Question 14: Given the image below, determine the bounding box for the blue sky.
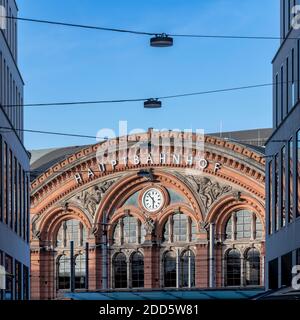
[17,0,279,150]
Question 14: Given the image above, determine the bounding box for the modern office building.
[29,128,269,300]
[0,0,30,300]
[265,0,300,289]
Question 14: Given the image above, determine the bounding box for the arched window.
[112,216,145,245]
[113,220,121,245]
[58,255,70,289]
[226,249,241,286]
[162,213,196,243]
[131,252,144,288]
[173,213,187,242]
[245,248,260,286]
[191,221,197,241]
[224,210,263,240]
[180,250,195,288]
[225,215,233,240]
[75,254,86,289]
[162,219,169,242]
[56,219,87,247]
[255,217,263,239]
[236,210,251,239]
[113,253,127,289]
[164,251,177,287]
[123,216,137,243]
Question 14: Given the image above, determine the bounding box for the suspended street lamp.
[144,98,162,109]
[150,33,173,47]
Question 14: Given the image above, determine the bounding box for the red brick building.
[29,129,269,299]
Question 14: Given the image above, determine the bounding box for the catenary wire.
[3,15,300,40]
[0,81,286,109]
[0,126,108,140]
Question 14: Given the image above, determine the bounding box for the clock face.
[142,188,164,212]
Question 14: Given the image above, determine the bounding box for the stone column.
[176,248,180,288]
[143,234,160,289]
[194,228,209,288]
[241,255,245,287]
[88,238,99,291]
[39,249,55,300]
[209,223,215,288]
[195,243,209,288]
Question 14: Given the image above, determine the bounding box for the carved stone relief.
[187,176,232,211]
[75,179,116,218]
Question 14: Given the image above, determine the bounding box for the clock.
[142,188,164,212]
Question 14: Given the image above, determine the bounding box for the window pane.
[164,251,176,287]
[226,249,241,286]
[123,216,137,244]
[113,253,127,289]
[131,252,144,288]
[180,250,195,288]
[245,249,260,286]
[173,213,187,242]
[297,130,300,217]
[236,210,252,240]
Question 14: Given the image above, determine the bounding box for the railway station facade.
[29,129,268,299]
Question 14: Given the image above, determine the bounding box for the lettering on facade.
[73,152,221,185]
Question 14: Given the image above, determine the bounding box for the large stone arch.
[206,194,265,237]
[94,169,203,229]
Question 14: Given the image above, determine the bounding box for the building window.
[131,252,144,288]
[297,130,300,218]
[225,210,260,240]
[56,219,87,248]
[281,65,284,121]
[225,215,233,240]
[75,254,86,289]
[173,213,187,242]
[112,216,145,245]
[162,219,169,242]
[245,248,260,286]
[298,39,300,101]
[58,255,70,290]
[289,138,294,222]
[274,154,280,231]
[286,57,289,114]
[191,221,197,241]
[15,261,22,300]
[5,255,13,300]
[292,48,295,107]
[269,160,273,235]
[180,250,195,288]
[113,221,121,245]
[281,251,293,286]
[23,266,29,300]
[162,212,196,243]
[255,217,263,239]
[123,216,137,244]
[282,146,286,227]
[297,248,300,265]
[163,251,177,288]
[275,73,279,127]
[226,249,241,287]
[113,253,127,289]
[236,210,252,239]
[269,258,279,290]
